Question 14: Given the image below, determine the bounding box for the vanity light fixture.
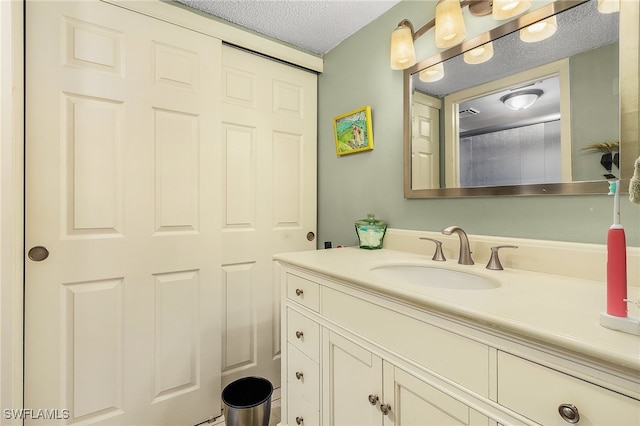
[435,0,467,48]
[390,20,417,70]
[519,16,557,43]
[597,0,619,14]
[390,0,531,71]
[463,41,494,64]
[492,0,532,20]
[419,62,445,82]
[500,89,543,111]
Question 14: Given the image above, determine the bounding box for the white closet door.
[25,1,222,424]
[220,45,317,388]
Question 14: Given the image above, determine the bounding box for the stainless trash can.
[222,376,273,426]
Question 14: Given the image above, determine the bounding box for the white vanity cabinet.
[323,331,490,425]
[278,259,640,426]
[497,352,640,425]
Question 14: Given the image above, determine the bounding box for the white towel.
[630,156,640,205]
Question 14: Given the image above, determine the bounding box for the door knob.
[28,246,49,262]
[306,232,315,241]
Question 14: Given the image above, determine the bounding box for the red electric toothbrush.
[606,180,627,317]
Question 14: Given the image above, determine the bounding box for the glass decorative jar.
[354,214,387,250]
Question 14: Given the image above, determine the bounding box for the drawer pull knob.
[296,416,304,425]
[558,403,580,424]
[380,403,392,415]
[295,288,304,296]
[295,371,304,380]
[368,394,379,405]
[295,330,304,339]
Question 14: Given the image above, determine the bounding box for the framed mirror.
[403,0,639,198]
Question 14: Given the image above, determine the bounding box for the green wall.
[317,0,640,248]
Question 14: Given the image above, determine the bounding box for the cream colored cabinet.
[385,365,491,426]
[497,352,640,425]
[323,332,383,425]
[279,263,640,426]
[322,330,490,426]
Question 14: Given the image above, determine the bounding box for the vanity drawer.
[287,308,320,362]
[497,351,640,425]
[287,273,320,312]
[287,389,320,426]
[322,287,490,396]
[287,343,320,409]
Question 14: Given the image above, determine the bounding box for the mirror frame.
[403,0,639,198]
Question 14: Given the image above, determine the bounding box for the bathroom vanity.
[276,243,640,425]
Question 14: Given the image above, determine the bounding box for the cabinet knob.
[295,416,304,425]
[295,371,304,380]
[558,403,580,424]
[295,330,304,339]
[380,403,392,415]
[368,394,379,405]
[295,288,304,296]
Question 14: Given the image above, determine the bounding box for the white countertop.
[274,247,640,375]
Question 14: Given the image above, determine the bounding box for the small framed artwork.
[333,106,374,156]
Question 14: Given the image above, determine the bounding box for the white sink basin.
[370,264,500,290]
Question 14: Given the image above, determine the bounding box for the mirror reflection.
[407,0,621,194]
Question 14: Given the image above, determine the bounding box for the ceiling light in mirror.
[419,62,445,82]
[500,89,543,111]
[390,21,416,70]
[597,0,619,14]
[492,0,532,20]
[520,16,558,42]
[463,42,494,64]
[435,0,467,48]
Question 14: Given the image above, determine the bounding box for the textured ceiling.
[174,0,402,55]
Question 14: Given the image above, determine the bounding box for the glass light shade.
[463,42,494,64]
[435,0,467,49]
[500,90,542,110]
[390,24,416,70]
[519,16,557,43]
[419,62,445,82]
[597,0,619,14]
[492,0,532,20]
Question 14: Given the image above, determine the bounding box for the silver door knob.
[28,246,49,262]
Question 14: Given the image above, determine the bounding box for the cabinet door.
[323,332,383,426]
[384,364,490,426]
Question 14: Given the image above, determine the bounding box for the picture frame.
[333,105,374,156]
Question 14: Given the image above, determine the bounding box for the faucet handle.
[419,238,446,261]
[486,245,518,270]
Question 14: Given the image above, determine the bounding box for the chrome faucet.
[441,226,474,265]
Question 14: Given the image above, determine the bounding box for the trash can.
[222,376,273,426]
